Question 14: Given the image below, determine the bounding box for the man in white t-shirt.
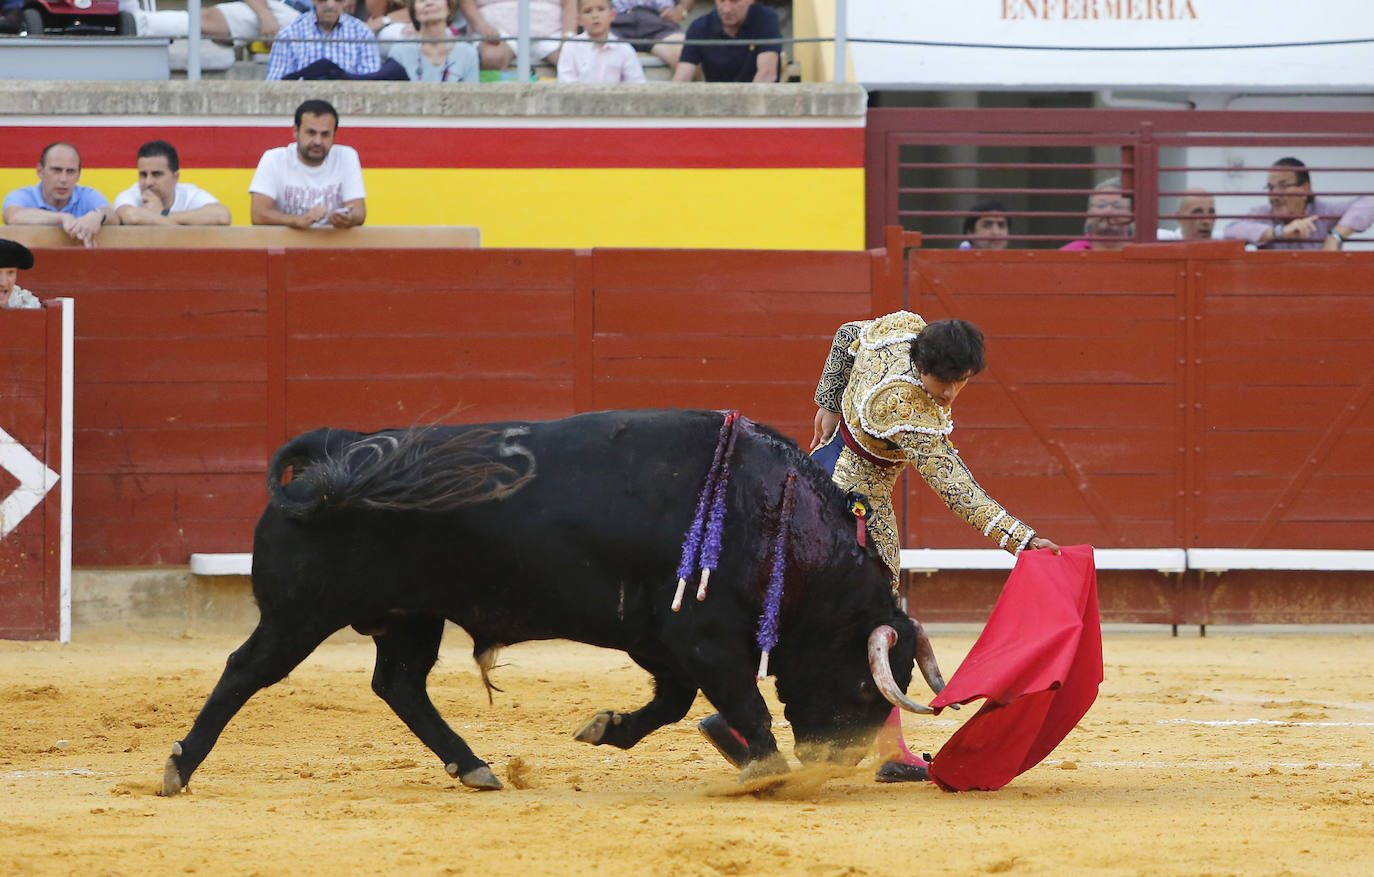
[114,141,232,227]
[250,99,367,229]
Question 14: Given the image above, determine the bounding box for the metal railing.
[866,108,1374,250]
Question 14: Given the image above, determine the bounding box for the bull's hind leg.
[163,619,336,796]
[574,654,696,750]
[370,613,501,791]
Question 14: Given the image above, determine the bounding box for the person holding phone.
[250,98,367,229]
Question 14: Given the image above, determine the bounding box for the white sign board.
[849,1,1374,90]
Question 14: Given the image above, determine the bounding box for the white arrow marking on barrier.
[0,427,60,539]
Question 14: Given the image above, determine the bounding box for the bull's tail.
[265,425,537,521]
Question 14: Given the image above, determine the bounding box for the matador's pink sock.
[875,706,928,766]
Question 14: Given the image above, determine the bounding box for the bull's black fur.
[163,409,920,793]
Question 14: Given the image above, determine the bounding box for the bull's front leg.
[574,658,696,749]
[696,674,789,781]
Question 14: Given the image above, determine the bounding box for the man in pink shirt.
[1223,156,1374,250]
[1060,178,1133,251]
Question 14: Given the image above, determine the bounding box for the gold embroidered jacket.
[814,311,1035,582]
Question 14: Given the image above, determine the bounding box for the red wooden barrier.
[0,301,68,640]
[899,242,1374,554]
[15,243,1374,625]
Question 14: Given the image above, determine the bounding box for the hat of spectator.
[0,239,35,270]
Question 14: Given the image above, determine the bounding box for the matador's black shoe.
[874,755,932,783]
[698,713,750,768]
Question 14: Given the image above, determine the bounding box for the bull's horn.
[912,619,947,696]
[867,625,934,715]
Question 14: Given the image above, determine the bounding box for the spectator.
[265,0,381,80]
[672,0,779,83]
[0,239,39,310]
[363,0,416,58]
[1060,178,1132,251]
[959,198,1010,250]
[1223,156,1374,251]
[388,0,479,81]
[457,0,577,71]
[250,99,367,229]
[557,0,646,83]
[113,141,232,227]
[2,143,118,248]
[608,0,689,72]
[1175,189,1216,241]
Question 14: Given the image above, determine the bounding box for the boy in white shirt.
[557,0,646,83]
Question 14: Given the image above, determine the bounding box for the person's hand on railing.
[1275,215,1318,242]
[660,1,691,25]
[256,10,281,40]
[474,19,501,43]
[294,206,329,229]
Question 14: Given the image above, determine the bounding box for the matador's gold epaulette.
[858,378,953,440]
[857,311,926,350]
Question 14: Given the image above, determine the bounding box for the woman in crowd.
[389,0,480,81]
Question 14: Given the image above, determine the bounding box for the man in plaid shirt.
[265,0,381,80]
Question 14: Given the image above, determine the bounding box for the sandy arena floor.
[1,624,1371,876]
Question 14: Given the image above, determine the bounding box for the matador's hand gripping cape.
[812,311,1036,586]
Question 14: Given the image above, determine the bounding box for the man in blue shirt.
[264,0,380,80]
[672,0,779,82]
[2,143,118,248]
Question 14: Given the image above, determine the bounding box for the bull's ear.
[843,490,873,521]
[842,491,885,561]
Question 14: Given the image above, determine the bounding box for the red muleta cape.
[927,544,1102,792]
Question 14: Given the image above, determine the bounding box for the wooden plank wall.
[901,245,1374,557]
[588,249,873,440]
[14,243,1374,574]
[1198,257,1374,549]
[905,248,1184,552]
[0,304,62,638]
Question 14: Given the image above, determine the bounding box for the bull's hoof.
[736,753,789,783]
[573,710,620,745]
[698,714,749,769]
[161,742,185,797]
[449,762,503,791]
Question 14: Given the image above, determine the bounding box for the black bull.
[163,409,943,795]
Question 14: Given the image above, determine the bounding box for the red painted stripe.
[3,125,862,169]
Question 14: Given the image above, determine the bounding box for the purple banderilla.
[756,470,797,679]
[672,410,741,611]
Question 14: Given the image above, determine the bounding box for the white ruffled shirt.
[4,284,40,309]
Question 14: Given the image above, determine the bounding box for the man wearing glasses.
[265,0,381,80]
[1224,156,1374,251]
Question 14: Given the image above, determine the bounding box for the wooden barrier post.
[0,299,72,641]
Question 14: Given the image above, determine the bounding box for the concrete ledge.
[73,567,258,636]
[0,38,170,81]
[0,80,866,120]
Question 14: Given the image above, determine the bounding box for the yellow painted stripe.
[2,167,864,250]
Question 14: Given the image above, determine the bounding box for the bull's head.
[772,593,945,765]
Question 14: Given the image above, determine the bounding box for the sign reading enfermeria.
[1001,0,1198,19]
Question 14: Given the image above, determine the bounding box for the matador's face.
[918,372,970,409]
